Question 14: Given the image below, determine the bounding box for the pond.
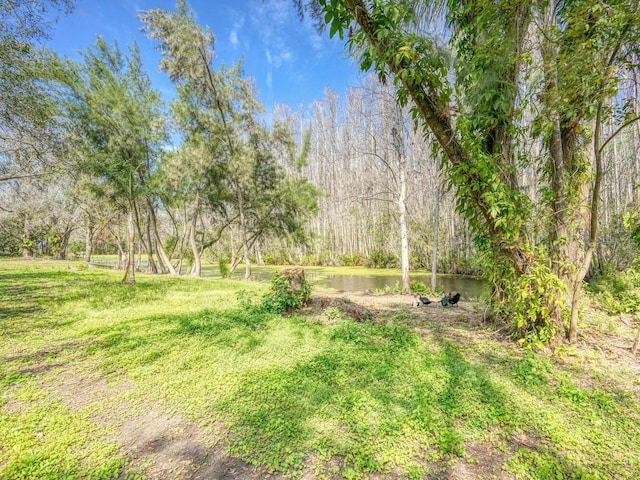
[90,260,488,300]
[202,266,488,300]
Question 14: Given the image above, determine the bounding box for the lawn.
[1,258,639,479]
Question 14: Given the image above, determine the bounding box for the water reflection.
[204,266,487,300]
[308,273,487,300]
[91,260,488,300]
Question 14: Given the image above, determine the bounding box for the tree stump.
[280,267,306,294]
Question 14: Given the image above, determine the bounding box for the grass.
[1,258,639,479]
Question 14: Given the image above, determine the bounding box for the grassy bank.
[1,258,639,479]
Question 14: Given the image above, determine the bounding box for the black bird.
[440,292,461,307]
[419,296,432,305]
[448,292,461,306]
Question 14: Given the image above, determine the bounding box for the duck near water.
[412,295,433,307]
[440,292,461,307]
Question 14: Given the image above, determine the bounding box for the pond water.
[91,260,488,300]
[200,266,488,300]
[314,273,487,300]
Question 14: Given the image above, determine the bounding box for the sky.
[45,0,361,112]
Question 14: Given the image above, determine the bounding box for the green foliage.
[317,0,640,347]
[140,2,320,267]
[597,212,640,271]
[367,250,397,269]
[623,211,640,249]
[261,272,312,314]
[588,263,640,314]
[218,258,231,278]
[74,262,88,271]
[0,379,125,480]
[341,253,364,266]
[488,249,566,347]
[512,353,552,387]
[409,279,428,294]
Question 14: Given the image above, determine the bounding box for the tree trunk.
[132,200,156,274]
[115,233,125,270]
[189,193,202,277]
[237,189,251,280]
[22,217,30,258]
[148,198,177,275]
[84,225,93,263]
[145,214,158,274]
[398,142,410,293]
[54,227,73,260]
[431,183,441,293]
[122,206,136,285]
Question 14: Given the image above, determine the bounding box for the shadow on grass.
[11,283,635,480]
[0,269,219,337]
[207,321,520,477]
[79,305,275,372]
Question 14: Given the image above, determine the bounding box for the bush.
[588,263,640,314]
[261,271,311,314]
[219,258,231,278]
[409,280,428,294]
[341,253,363,266]
[367,250,397,269]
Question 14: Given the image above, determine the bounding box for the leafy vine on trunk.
[308,0,640,344]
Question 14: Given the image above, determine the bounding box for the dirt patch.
[50,367,284,480]
[448,441,512,480]
[307,291,487,329]
[306,296,377,323]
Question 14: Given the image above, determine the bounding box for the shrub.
[367,250,397,268]
[261,271,311,314]
[409,280,428,294]
[588,263,640,314]
[219,258,231,278]
[341,253,363,266]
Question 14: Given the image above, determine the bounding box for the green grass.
[1,258,639,479]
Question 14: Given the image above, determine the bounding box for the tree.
[62,37,166,284]
[305,0,640,344]
[141,0,319,279]
[226,121,320,278]
[140,0,249,277]
[0,0,73,182]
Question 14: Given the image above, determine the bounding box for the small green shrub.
[219,258,231,279]
[409,280,428,294]
[74,262,89,271]
[261,272,311,314]
[588,263,640,314]
[366,250,397,269]
[341,254,363,266]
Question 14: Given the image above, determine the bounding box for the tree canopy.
[301,0,640,344]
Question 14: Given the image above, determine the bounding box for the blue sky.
[46,0,361,111]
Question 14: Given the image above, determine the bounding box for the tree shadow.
[208,320,513,476]
[78,305,276,372]
[0,270,166,337]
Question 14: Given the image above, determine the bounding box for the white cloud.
[228,15,245,50]
[247,0,301,68]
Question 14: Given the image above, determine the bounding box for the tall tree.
[0,0,73,182]
[62,37,165,284]
[141,0,319,279]
[306,0,640,344]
